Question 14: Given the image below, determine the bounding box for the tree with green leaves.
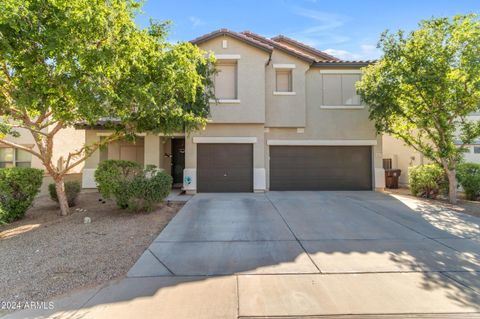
[357,14,480,204]
[0,0,215,215]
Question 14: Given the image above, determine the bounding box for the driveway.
[6,192,480,318]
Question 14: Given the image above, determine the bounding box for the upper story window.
[273,64,296,96]
[321,71,362,109]
[276,70,293,92]
[0,147,32,168]
[214,60,238,100]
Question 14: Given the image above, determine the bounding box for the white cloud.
[323,49,362,61]
[188,16,205,28]
[289,8,350,46]
[324,44,381,61]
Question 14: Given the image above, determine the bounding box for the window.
[322,73,362,107]
[0,147,32,168]
[275,69,292,92]
[99,136,108,162]
[474,146,480,154]
[214,60,237,100]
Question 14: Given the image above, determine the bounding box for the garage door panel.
[270,146,372,191]
[197,143,253,193]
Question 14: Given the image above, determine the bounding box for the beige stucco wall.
[304,68,375,139]
[197,36,269,124]
[382,135,425,186]
[2,126,85,195]
[265,51,309,127]
[185,124,265,168]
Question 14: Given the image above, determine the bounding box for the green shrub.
[48,181,81,207]
[94,160,171,211]
[125,170,172,212]
[409,164,447,199]
[0,167,43,223]
[94,160,143,208]
[457,163,480,201]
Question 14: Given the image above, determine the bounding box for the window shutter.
[276,70,292,92]
[322,74,342,106]
[215,62,237,99]
[342,74,361,105]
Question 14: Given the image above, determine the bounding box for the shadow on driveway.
[5,191,480,318]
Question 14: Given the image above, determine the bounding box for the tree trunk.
[55,177,70,216]
[445,169,458,205]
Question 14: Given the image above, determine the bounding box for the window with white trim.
[214,60,237,100]
[474,146,480,154]
[275,69,293,92]
[0,147,32,168]
[322,74,361,106]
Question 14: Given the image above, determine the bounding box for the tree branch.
[0,138,43,158]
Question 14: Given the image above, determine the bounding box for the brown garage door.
[197,143,253,192]
[270,146,372,191]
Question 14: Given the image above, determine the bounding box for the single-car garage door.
[270,146,372,191]
[197,143,253,192]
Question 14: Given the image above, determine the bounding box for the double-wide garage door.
[270,146,372,191]
[197,143,253,192]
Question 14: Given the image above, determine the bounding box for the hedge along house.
[80,29,385,193]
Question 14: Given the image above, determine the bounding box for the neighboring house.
[1,126,85,195]
[80,29,385,193]
[383,113,480,186]
[382,135,426,186]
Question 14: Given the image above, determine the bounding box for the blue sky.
[136,0,479,60]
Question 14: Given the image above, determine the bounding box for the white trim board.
[273,91,296,96]
[267,139,377,146]
[215,54,241,60]
[273,64,296,69]
[320,105,364,109]
[320,69,363,74]
[193,137,257,144]
[209,99,241,104]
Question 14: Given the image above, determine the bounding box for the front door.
[171,138,185,187]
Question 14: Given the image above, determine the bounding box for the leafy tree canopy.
[0,0,215,215]
[357,14,480,203]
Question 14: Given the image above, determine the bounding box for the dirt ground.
[385,187,480,218]
[0,191,183,305]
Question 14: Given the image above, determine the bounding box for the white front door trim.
[267,139,377,146]
[193,137,257,144]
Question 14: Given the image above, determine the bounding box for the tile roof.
[313,60,376,67]
[271,35,340,62]
[241,31,317,62]
[190,28,273,53]
[190,29,376,66]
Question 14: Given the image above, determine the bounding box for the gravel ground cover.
[0,190,182,306]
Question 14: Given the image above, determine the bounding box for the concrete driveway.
[7,192,480,319]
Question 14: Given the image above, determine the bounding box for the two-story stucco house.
[81,29,385,193]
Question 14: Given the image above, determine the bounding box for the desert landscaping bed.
[0,190,183,306]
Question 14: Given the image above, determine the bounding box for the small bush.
[457,163,480,201]
[94,160,143,208]
[0,167,43,223]
[125,170,173,212]
[94,160,171,211]
[48,181,81,207]
[409,164,447,199]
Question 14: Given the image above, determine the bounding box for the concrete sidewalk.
[4,192,480,318]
